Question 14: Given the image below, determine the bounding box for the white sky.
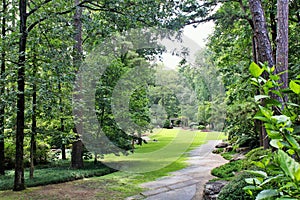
[161,21,215,69]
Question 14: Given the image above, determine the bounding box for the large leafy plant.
[243,62,300,199]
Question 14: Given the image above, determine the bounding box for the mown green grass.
[0,129,226,199]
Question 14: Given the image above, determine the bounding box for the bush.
[235,135,259,148]
[217,172,255,200]
[211,160,244,179]
[163,119,172,129]
[245,147,270,161]
[197,125,206,130]
[221,151,235,160]
[5,138,51,169]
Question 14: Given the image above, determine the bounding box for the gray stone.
[202,180,228,200]
[141,187,170,196]
[168,179,199,190]
[125,195,144,200]
[235,147,250,153]
[230,153,246,161]
[145,185,196,200]
[225,145,233,152]
[215,142,229,148]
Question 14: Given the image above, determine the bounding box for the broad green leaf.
[259,105,273,119]
[285,134,300,150]
[252,161,266,169]
[246,170,268,178]
[271,115,291,126]
[243,185,262,191]
[253,115,269,122]
[250,62,264,78]
[295,168,300,182]
[254,95,270,102]
[270,66,275,73]
[270,139,281,149]
[289,80,300,94]
[245,178,262,185]
[286,102,300,107]
[287,149,295,156]
[271,90,283,98]
[266,130,281,139]
[277,150,300,181]
[270,74,279,81]
[256,189,278,200]
[260,174,284,186]
[264,123,276,130]
[276,197,298,200]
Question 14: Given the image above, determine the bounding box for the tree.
[275,0,289,95]
[71,0,84,169]
[0,0,7,176]
[14,0,27,191]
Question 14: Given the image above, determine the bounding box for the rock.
[203,180,228,200]
[236,147,250,153]
[225,145,233,152]
[212,148,223,154]
[215,142,229,148]
[230,153,246,161]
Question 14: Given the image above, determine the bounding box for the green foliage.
[198,125,206,130]
[244,64,300,199]
[0,161,114,190]
[211,160,244,179]
[221,151,236,160]
[178,49,226,130]
[245,147,271,162]
[163,119,172,129]
[4,138,51,169]
[218,172,255,200]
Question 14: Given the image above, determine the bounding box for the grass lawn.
[0,129,226,199]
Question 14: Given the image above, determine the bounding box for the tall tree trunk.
[276,0,289,102]
[30,56,37,179]
[71,139,83,168]
[269,0,277,58]
[58,81,66,160]
[249,0,275,68]
[249,0,275,149]
[71,0,84,169]
[0,0,7,176]
[14,0,27,191]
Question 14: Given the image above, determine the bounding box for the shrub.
[197,125,206,130]
[221,151,235,160]
[163,119,172,129]
[211,160,244,179]
[245,147,270,161]
[217,172,255,200]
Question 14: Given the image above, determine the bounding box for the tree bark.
[0,0,7,176]
[249,0,275,68]
[14,0,27,191]
[249,0,275,149]
[71,139,83,168]
[276,0,289,101]
[58,81,66,160]
[71,0,84,169]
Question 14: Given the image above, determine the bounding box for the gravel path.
[127,140,228,200]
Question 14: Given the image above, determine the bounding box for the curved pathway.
[127,140,228,200]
